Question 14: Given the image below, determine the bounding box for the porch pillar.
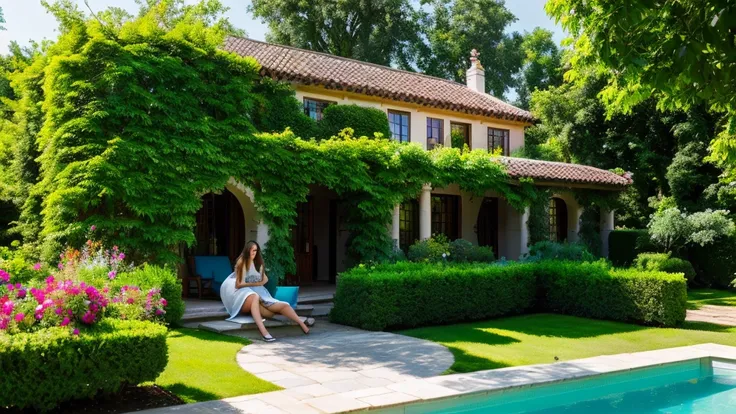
[568,205,583,243]
[505,205,530,260]
[600,208,614,258]
[256,221,270,248]
[391,204,401,250]
[419,184,432,240]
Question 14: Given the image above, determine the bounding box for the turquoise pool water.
[414,359,736,414]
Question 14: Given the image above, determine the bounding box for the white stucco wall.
[294,87,527,152]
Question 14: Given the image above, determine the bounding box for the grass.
[401,313,736,374]
[687,288,736,310]
[153,328,280,403]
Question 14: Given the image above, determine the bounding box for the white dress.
[220,262,286,320]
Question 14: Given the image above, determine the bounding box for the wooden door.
[477,197,499,256]
[288,197,314,285]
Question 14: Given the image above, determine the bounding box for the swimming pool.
[392,358,736,414]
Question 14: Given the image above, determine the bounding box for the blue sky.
[0,0,566,55]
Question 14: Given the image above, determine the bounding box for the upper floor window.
[488,127,509,155]
[451,122,471,149]
[303,98,334,121]
[388,110,410,142]
[427,117,444,150]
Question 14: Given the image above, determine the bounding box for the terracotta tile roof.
[499,157,632,187]
[224,37,535,123]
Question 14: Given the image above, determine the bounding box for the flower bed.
[330,260,687,330]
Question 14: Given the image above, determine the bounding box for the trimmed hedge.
[330,262,537,331]
[535,261,687,327]
[634,252,696,285]
[318,104,392,139]
[330,260,687,330]
[527,241,594,261]
[608,229,652,267]
[0,319,168,411]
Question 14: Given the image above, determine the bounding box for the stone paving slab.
[138,343,736,414]
[687,305,736,326]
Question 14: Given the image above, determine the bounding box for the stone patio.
[140,343,736,414]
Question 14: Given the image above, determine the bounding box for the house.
[186,37,631,286]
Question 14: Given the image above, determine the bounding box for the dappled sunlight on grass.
[153,328,280,403]
[687,289,736,310]
[402,314,736,374]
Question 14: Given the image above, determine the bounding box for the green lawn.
[154,329,280,403]
[687,289,736,310]
[402,314,736,374]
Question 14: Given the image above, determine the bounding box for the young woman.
[220,240,314,341]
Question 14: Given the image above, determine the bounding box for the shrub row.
[330,260,687,331]
[634,253,696,285]
[407,236,495,263]
[330,262,536,331]
[0,319,168,412]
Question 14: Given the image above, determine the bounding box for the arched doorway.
[549,197,568,242]
[192,189,246,263]
[476,197,499,256]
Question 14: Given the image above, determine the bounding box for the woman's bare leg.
[266,302,310,333]
[240,295,271,338]
[259,305,276,319]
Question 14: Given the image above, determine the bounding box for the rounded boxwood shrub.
[0,319,168,412]
[634,252,696,285]
[318,104,392,139]
[449,239,495,263]
[407,235,451,263]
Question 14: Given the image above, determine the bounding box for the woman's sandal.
[301,318,315,335]
[262,334,276,342]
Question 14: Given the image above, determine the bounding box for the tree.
[249,0,419,67]
[546,0,736,177]
[514,28,563,109]
[413,0,524,98]
[0,6,5,30]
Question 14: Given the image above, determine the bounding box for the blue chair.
[193,256,233,297]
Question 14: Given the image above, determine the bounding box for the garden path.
[687,305,736,326]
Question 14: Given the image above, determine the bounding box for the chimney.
[466,49,485,94]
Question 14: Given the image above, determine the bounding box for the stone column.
[568,205,583,243]
[256,221,270,248]
[391,204,401,250]
[419,184,432,240]
[600,208,615,258]
[505,205,530,260]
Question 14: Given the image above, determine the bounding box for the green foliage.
[449,239,495,263]
[633,252,696,285]
[545,0,736,179]
[526,189,551,244]
[249,0,420,66]
[0,244,39,284]
[577,206,602,256]
[406,235,495,264]
[317,105,392,139]
[515,28,563,110]
[527,241,594,262]
[608,229,652,267]
[667,142,720,212]
[648,208,735,252]
[250,78,316,138]
[535,261,687,327]
[0,319,168,412]
[414,0,523,98]
[331,260,688,330]
[690,234,736,288]
[330,261,537,331]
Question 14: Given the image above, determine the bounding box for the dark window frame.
[487,127,510,155]
[431,194,460,240]
[451,122,472,149]
[399,199,420,252]
[426,117,444,150]
[303,97,335,121]
[549,197,568,242]
[388,110,411,143]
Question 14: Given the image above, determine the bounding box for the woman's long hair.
[235,240,264,282]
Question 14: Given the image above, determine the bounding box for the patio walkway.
[687,305,736,326]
